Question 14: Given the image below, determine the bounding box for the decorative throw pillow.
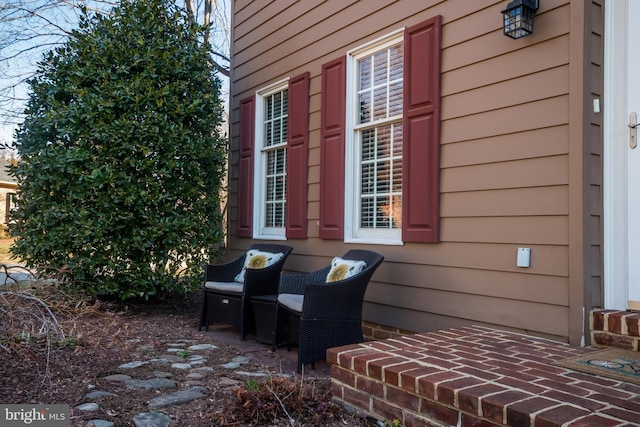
[325,257,367,283]
[234,250,284,283]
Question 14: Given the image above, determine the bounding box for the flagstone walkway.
[72,325,331,427]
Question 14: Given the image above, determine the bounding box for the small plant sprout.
[177,349,191,359]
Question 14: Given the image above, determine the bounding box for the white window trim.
[345,29,404,245]
[253,78,289,240]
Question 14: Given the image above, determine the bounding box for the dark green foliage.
[9,0,227,300]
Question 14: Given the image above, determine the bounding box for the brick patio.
[328,325,640,427]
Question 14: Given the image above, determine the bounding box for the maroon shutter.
[319,57,346,239]
[402,15,442,243]
[237,96,255,238]
[286,72,310,239]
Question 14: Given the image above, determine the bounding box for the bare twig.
[266,383,296,427]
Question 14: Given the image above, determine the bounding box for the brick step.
[328,326,640,426]
[591,309,640,351]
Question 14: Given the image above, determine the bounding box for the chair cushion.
[278,293,303,313]
[204,281,244,294]
[234,250,285,283]
[325,257,367,283]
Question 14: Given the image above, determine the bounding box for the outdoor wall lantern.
[501,0,539,39]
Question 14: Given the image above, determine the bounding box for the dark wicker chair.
[277,249,384,372]
[199,243,293,340]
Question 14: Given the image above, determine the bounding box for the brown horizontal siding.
[280,242,570,300]
[443,35,569,95]
[362,303,569,341]
[443,186,568,217]
[442,4,569,73]
[443,217,568,245]
[442,97,569,143]
[365,286,569,337]
[228,0,586,342]
[442,127,568,167]
[370,267,569,305]
[442,66,569,120]
[363,242,568,276]
[442,156,569,192]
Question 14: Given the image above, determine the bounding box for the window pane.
[389,81,403,116]
[377,125,391,158]
[361,197,374,228]
[282,110,288,140]
[266,97,273,121]
[273,92,282,117]
[376,196,392,228]
[393,159,403,192]
[373,50,387,86]
[265,122,272,147]
[380,195,402,228]
[393,123,403,154]
[389,44,403,80]
[273,120,282,145]
[359,92,371,124]
[373,86,387,119]
[361,162,375,195]
[362,129,376,161]
[359,56,372,90]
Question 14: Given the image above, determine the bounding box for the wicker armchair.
[199,243,293,340]
[277,249,384,372]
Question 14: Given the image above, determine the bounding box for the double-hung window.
[320,17,441,244]
[346,31,404,244]
[236,73,309,240]
[254,82,288,239]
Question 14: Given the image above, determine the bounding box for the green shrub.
[9,0,226,300]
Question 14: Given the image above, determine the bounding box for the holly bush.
[9,0,227,300]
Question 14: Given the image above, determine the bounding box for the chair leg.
[199,292,208,331]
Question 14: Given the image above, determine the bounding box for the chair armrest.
[279,267,331,295]
[204,256,245,283]
[278,273,308,295]
[302,277,369,321]
[243,256,290,297]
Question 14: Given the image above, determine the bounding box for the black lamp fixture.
[501,0,539,39]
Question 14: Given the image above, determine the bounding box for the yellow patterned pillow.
[325,257,366,283]
[234,250,284,283]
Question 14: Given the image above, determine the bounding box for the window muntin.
[347,35,404,243]
[255,83,288,238]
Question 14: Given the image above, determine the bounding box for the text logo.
[0,405,69,426]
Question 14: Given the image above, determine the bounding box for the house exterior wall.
[228,0,604,345]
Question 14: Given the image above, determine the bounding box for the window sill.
[344,237,404,246]
[253,234,287,241]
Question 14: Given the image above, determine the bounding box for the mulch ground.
[0,285,378,426]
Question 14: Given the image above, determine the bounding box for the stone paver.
[75,402,99,412]
[87,420,115,427]
[147,386,207,408]
[124,378,176,390]
[78,338,266,426]
[132,412,172,427]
